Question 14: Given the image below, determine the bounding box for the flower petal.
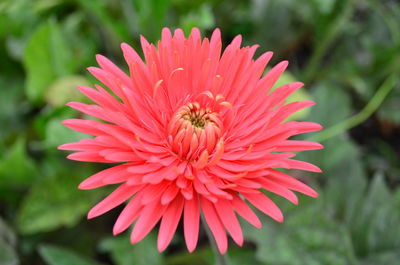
[130,201,167,244]
[157,195,184,251]
[201,196,228,254]
[243,192,284,222]
[184,195,200,252]
[88,184,141,219]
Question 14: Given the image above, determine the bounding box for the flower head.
[59,28,323,253]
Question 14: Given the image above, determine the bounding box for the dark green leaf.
[39,244,100,265]
[0,138,38,189]
[0,241,19,265]
[307,82,352,128]
[99,233,163,265]
[17,172,98,234]
[44,115,87,149]
[0,78,26,147]
[244,200,356,265]
[0,218,18,265]
[24,20,75,104]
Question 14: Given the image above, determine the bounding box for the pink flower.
[59,28,323,254]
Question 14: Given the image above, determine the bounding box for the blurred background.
[0,0,399,264]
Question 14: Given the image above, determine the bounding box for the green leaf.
[99,233,163,265]
[44,114,87,149]
[0,77,25,147]
[361,251,400,265]
[75,0,128,46]
[322,138,368,223]
[180,4,215,34]
[307,82,352,128]
[45,75,90,107]
[0,138,38,189]
[245,200,355,265]
[0,241,18,265]
[229,247,264,265]
[164,247,213,265]
[0,218,16,246]
[245,137,366,265]
[0,218,18,265]
[311,0,336,14]
[24,20,75,104]
[132,0,171,41]
[351,172,400,258]
[31,0,64,13]
[39,244,100,265]
[17,172,98,234]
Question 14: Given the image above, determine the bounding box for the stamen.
[168,102,223,162]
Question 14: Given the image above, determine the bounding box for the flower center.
[168,102,223,160]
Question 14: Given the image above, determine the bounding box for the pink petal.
[62,119,104,136]
[130,201,167,244]
[284,121,323,134]
[113,193,143,235]
[58,139,100,151]
[231,194,261,228]
[88,183,141,219]
[79,164,130,190]
[257,60,288,94]
[140,183,168,204]
[96,54,131,88]
[281,159,322,173]
[161,184,180,205]
[201,196,228,254]
[266,169,318,198]
[184,195,200,252]
[270,100,316,125]
[102,151,138,162]
[67,151,110,163]
[77,85,120,111]
[274,140,324,151]
[266,82,304,108]
[157,195,184,251]
[259,178,298,204]
[215,199,244,246]
[243,192,284,222]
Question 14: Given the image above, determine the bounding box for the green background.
[1,0,399,264]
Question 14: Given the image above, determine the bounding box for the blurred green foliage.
[0,0,399,264]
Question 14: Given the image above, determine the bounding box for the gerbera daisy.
[59,28,323,254]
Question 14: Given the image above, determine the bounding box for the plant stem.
[201,215,230,265]
[309,73,398,143]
